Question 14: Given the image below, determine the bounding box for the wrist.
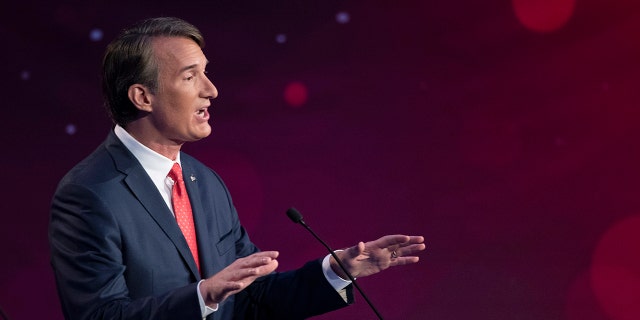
[329,251,350,279]
[199,279,218,306]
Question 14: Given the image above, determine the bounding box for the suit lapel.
[105,132,201,279]
[180,159,216,278]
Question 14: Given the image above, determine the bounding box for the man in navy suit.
[49,17,425,320]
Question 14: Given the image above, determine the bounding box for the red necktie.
[168,163,200,272]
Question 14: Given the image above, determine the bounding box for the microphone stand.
[287,208,384,320]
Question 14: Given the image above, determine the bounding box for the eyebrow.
[178,60,210,74]
[178,64,198,74]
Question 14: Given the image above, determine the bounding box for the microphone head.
[286,207,304,224]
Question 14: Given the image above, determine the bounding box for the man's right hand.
[199,251,280,307]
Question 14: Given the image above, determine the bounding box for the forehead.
[151,36,206,71]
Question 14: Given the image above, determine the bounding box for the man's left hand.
[330,235,426,279]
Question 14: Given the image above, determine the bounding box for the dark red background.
[1,0,639,319]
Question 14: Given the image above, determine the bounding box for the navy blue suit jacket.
[49,131,352,320]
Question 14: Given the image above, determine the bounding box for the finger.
[249,250,280,259]
[390,256,420,266]
[392,236,425,249]
[398,242,426,252]
[252,259,279,276]
[395,243,426,257]
[357,241,366,254]
[406,235,425,244]
[239,251,280,267]
[395,235,425,245]
[231,259,279,283]
[376,234,412,248]
[342,241,365,259]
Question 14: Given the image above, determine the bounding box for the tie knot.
[168,163,183,182]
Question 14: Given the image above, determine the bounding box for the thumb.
[345,241,365,258]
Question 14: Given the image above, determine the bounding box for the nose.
[203,75,218,100]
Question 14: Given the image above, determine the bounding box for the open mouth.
[195,107,209,120]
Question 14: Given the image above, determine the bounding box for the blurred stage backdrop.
[1,0,640,319]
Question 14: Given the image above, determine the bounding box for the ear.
[128,84,154,112]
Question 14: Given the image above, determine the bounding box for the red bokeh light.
[565,271,611,320]
[284,81,308,108]
[591,215,640,320]
[512,0,576,33]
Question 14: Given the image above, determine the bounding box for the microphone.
[286,207,384,320]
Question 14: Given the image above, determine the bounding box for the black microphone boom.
[285,207,384,320]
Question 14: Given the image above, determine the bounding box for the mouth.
[195,107,210,120]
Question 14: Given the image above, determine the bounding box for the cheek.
[155,89,196,124]
[165,95,191,119]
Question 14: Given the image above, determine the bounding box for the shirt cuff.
[322,253,352,291]
[197,280,218,318]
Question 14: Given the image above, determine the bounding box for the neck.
[122,122,183,161]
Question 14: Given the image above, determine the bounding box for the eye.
[185,75,194,81]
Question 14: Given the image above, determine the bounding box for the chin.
[194,129,212,140]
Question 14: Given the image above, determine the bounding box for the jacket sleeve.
[232,259,354,320]
[49,182,202,320]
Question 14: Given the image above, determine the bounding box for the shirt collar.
[114,124,180,180]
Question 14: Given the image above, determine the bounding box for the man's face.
[147,36,218,145]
